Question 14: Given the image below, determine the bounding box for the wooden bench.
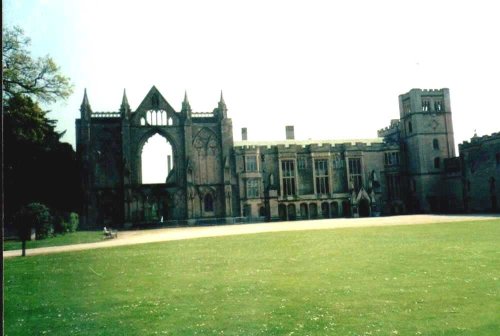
[103,228,118,239]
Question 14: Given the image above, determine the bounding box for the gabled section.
[132,86,180,126]
[135,86,176,114]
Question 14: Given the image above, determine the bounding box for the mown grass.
[4,219,500,335]
[3,231,103,251]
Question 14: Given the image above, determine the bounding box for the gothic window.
[433,139,439,150]
[408,121,413,133]
[434,157,440,169]
[204,193,214,212]
[281,160,296,196]
[141,110,169,126]
[245,156,257,172]
[496,153,500,167]
[192,129,220,184]
[314,159,329,194]
[348,158,362,192]
[246,179,260,198]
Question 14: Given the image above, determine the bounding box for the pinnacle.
[121,89,130,107]
[80,88,92,112]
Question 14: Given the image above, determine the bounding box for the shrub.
[15,203,53,240]
[53,212,79,234]
[66,212,79,232]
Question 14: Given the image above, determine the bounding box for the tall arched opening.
[141,133,174,184]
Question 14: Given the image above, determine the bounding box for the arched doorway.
[321,202,330,218]
[309,203,318,219]
[300,203,308,219]
[278,204,287,221]
[203,193,214,216]
[342,201,351,218]
[359,198,370,217]
[287,204,296,220]
[330,202,339,217]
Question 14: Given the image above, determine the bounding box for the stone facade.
[76,87,238,228]
[75,87,499,228]
[460,133,500,212]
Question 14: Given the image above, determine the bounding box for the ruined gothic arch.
[76,86,236,227]
[136,129,179,184]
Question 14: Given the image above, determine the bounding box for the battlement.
[404,88,449,95]
[459,132,500,149]
[377,119,400,137]
[234,138,386,152]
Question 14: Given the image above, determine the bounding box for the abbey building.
[75,87,499,228]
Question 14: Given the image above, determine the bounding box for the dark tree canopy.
[2,26,73,104]
[3,26,80,232]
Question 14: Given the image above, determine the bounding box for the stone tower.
[399,88,455,212]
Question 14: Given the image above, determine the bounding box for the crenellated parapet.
[234,138,388,154]
[377,119,400,138]
[459,132,500,150]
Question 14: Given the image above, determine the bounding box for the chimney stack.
[285,125,295,140]
[242,127,248,140]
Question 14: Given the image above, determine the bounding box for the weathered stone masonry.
[75,87,499,228]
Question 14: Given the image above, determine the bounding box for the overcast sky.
[4,0,500,149]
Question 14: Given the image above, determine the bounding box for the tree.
[2,26,73,104]
[14,203,52,256]
[3,26,80,232]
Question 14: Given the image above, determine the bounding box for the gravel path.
[4,214,499,258]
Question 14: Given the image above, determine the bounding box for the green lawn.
[4,220,500,335]
[3,231,103,251]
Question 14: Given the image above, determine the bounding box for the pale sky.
[4,0,500,150]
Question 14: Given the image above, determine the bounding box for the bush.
[65,212,79,233]
[15,203,53,240]
[53,212,79,234]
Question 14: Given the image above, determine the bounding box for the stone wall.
[460,133,500,212]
